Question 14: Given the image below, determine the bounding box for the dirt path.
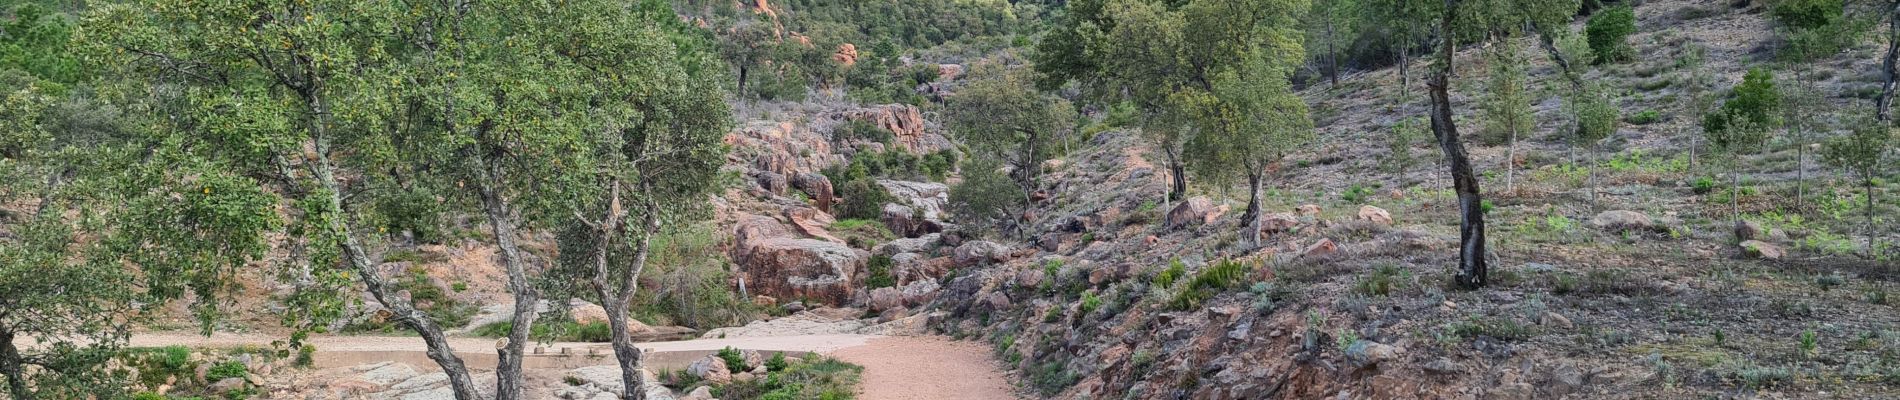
[829,336,1020,400]
[75,330,1019,399]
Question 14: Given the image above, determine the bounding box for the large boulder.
[1166,196,1223,229]
[892,254,953,285]
[1357,205,1393,225]
[880,203,939,238]
[734,237,868,305]
[784,206,841,243]
[828,105,952,154]
[874,233,940,256]
[868,287,903,312]
[899,279,941,307]
[791,173,837,213]
[686,355,732,384]
[1741,240,1784,260]
[1590,210,1653,232]
[954,241,1011,267]
[876,180,950,221]
[1257,212,1300,234]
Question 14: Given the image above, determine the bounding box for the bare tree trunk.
[1868,177,1880,257]
[309,100,482,399]
[1328,19,1341,87]
[1,330,30,400]
[1400,46,1411,104]
[472,157,538,400]
[1245,171,1265,247]
[737,64,749,99]
[583,183,660,400]
[1432,0,1488,289]
[1506,125,1518,193]
[1165,145,1188,202]
[1879,1,1900,121]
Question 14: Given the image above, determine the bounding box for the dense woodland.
[2,0,1897,399]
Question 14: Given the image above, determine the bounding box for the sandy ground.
[829,336,1020,400]
[27,324,1018,398]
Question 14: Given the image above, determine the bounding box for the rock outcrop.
[827,105,952,154]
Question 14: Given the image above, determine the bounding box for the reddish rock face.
[783,206,841,243]
[833,43,859,66]
[734,237,867,305]
[1357,205,1393,225]
[828,105,953,154]
[1165,196,1221,229]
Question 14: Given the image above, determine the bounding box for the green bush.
[834,120,893,144]
[1585,5,1637,63]
[836,179,897,220]
[1626,109,1661,125]
[1702,68,1781,141]
[1168,259,1249,310]
[717,347,747,372]
[1692,176,1717,194]
[765,352,789,372]
[865,254,895,289]
[1770,0,1843,31]
[206,360,248,381]
[1153,259,1187,288]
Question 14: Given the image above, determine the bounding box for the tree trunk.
[585,185,661,400]
[737,64,749,99]
[1868,177,1879,257]
[606,301,647,400]
[1328,19,1341,87]
[1,330,31,400]
[468,152,540,400]
[311,117,481,400]
[1879,1,1900,121]
[1400,46,1411,105]
[1245,172,1265,247]
[1731,169,1742,228]
[1506,125,1518,193]
[1165,145,1188,202]
[1431,0,1488,289]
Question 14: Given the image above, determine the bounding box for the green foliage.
[718,347,748,372]
[1354,264,1410,296]
[1769,0,1843,31]
[1584,5,1636,64]
[205,361,248,382]
[765,352,789,372]
[1385,117,1428,179]
[1168,260,1249,310]
[837,179,898,221]
[1340,184,1374,204]
[865,255,896,289]
[1079,291,1101,315]
[1703,69,1782,150]
[1481,41,1534,146]
[946,61,1074,216]
[947,157,1021,236]
[1030,359,1079,397]
[471,320,614,343]
[1626,109,1661,125]
[1154,260,1188,289]
[1693,177,1718,194]
[1571,83,1620,145]
[834,120,894,145]
[708,355,862,400]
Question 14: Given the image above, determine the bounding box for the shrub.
[946,158,1019,235]
[1703,68,1781,141]
[1692,176,1717,194]
[717,347,747,372]
[1585,5,1637,64]
[834,119,893,144]
[206,360,248,381]
[1079,291,1101,315]
[765,352,789,372]
[1168,260,1249,310]
[865,255,895,289]
[1770,0,1842,31]
[1354,264,1408,296]
[1153,260,1187,288]
[296,344,316,367]
[836,179,897,220]
[1626,109,1661,125]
